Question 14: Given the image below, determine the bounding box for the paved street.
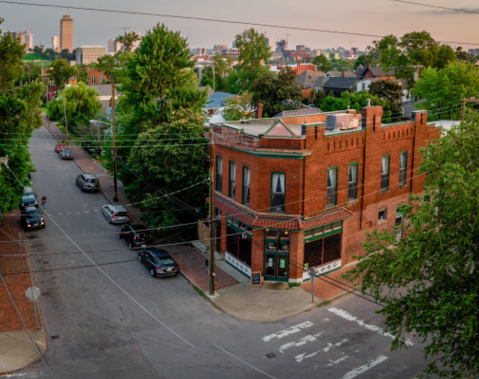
[11,125,434,379]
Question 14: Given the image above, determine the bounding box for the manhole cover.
[25,287,41,301]
[265,353,276,359]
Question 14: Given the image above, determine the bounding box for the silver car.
[101,204,130,224]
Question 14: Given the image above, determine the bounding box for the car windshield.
[115,212,127,216]
[156,257,175,265]
[22,194,35,201]
[26,209,40,218]
[63,149,71,154]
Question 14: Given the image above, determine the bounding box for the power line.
[390,0,479,16]
[0,274,56,378]
[0,0,479,46]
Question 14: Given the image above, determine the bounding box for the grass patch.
[23,53,43,61]
[288,282,301,288]
[193,285,208,300]
[317,299,331,308]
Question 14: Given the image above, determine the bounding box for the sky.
[1,0,479,51]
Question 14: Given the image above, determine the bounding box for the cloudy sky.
[1,0,478,51]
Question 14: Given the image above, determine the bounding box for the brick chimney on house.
[256,103,264,119]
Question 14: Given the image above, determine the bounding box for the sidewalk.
[0,214,47,375]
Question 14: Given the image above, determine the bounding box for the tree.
[223,91,254,121]
[368,79,403,118]
[234,28,271,91]
[200,55,234,91]
[354,54,377,69]
[116,32,141,53]
[76,64,90,84]
[312,55,332,72]
[121,23,198,129]
[413,61,479,120]
[123,109,209,229]
[47,82,102,134]
[0,18,45,214]
[344,114,479,378]
[249,67,303,117]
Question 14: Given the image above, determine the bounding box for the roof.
[273,107,323,118]
[295,70,326,88]
[110,205,127,212]
[326,70,357,78]
[204,92,236,109]
[323,77,358,90]
[215,196,353,231]
[146,248,170,257]
[83,173,98,179]
[368,66,395,77]
[87,84,120,97]
[199,86,215,97]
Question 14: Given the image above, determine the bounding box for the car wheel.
[150,268,155,277]
[108,217,111,224]
[138,254,142,262]
[129,242,132,249]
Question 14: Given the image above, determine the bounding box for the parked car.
[20,191,38,210]
[119,224,152,249]
[76,173,100,192]
[59,149,73,160]
[20,206,45,231]
[138,248,179,277]
[80,141,101,155]
[101,204,130,224]
[55,143,66,153]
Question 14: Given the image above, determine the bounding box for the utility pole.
[212,60,215,92]
[63,82,68,136]
[208,138,216,296]
[460,97,479,125]
[111,76,118,202]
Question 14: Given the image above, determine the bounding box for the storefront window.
[304,231,342,269]
[226,226,252,267]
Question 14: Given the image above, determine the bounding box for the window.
[100,76,104,84]
[399,151,407,186]
[348,163,358,200]
[216,156,222,192]
[381,155,390,191]
[327,167,337,206]
[229,161,236,198]
[91,76,96,84]
[242,166,250,205]
[361,83,366,91]
[378,208,387,220]
[271,172,286,213]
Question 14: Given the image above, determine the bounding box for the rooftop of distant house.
[204,92,236,109]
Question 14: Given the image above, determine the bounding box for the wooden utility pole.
[111,77,118,202]
[460,97,479,125]
[208,138,216,296]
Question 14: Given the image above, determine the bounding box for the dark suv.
[20,206,45,231]
[119,224,152,249]
[138,248,179,277]
[76,173,100,192]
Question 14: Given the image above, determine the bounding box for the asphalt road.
[11,125,435,379]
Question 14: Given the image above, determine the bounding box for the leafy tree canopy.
[200,55,234,92]
[344,114,479,378]
[223,91,254,121]
[312,55,333,73]
[48,59,78,88]
[368,79,404,117]
[116,32,141,53]
[354,53,377,69]
[234,28,271,91]
[249,67,303,117]
[413,61,479,120]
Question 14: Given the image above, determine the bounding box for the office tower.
[131,33,141,51]
[60,15,73,52]
[52,36,60,52]
[24,31,33,50]
[108,39,121,53]
[76,46,106,65]
[214,44,228,55]
[265,38,274,52]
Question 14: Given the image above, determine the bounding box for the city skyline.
[1,0,479,51]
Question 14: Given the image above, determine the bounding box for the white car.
[101,204,130,224]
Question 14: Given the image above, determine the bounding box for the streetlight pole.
[111,77,118,202]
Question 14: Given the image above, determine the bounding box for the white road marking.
[93,209,98,212]
[279,331,325,353]
[262,321,313,342]
[294,338,348,363]
[75,212,80,214]
[66,212,71,215]
[323,318,330,322]
[328,307,414,346]
[84,211,90,213]
[57,213,63,215]
[215,344,277,379]
[327,355,349,366]
[339,355,388,379]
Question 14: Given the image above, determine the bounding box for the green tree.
[123,109,208,228]
[116,32,141,53]
[344,114,479,378]
[0,18,45,214]
[76,64,90,84]
[47,82,102,134]
[249,67,303,117]
[223,91,254,121]
[354,54,377,69]
[413,61,479,120]
[330,59,355,72]
[200,55,234,92]
[368,79,403,118]
[234,28,271,91]
[312,55,333,72]
[121,23,197,129]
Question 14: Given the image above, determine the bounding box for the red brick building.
[210,105,441,283]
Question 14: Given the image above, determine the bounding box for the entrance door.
[264,253,289,282]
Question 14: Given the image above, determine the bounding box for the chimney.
[256,103,264,119]
[367,99,371,107]
[342,71,345,78]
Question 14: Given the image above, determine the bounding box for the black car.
[119,224,152,249]
[59,149,73,160]
[20,206,45,231]
[20,191,38,210]
[138,248,179,277]
[76,173,100,192]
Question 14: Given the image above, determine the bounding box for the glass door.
[264,253,289,282]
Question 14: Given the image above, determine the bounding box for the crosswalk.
[259,307,415,378]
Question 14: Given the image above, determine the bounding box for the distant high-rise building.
[214,44,228,55]
[197,48,207,56]
[76,46,106,65]
[52,36,60,52]
[275,39,288,54]
[24,31,33,50]
[223,48,240,60]
[232,41,237,48]
[11,32,24,43]
[108,39,121,53]
[60,15,73,52]
[131,33,141,51]
[296,45,305,51]
[265,38,274,52]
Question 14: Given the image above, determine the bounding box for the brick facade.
[211,106,441,283]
